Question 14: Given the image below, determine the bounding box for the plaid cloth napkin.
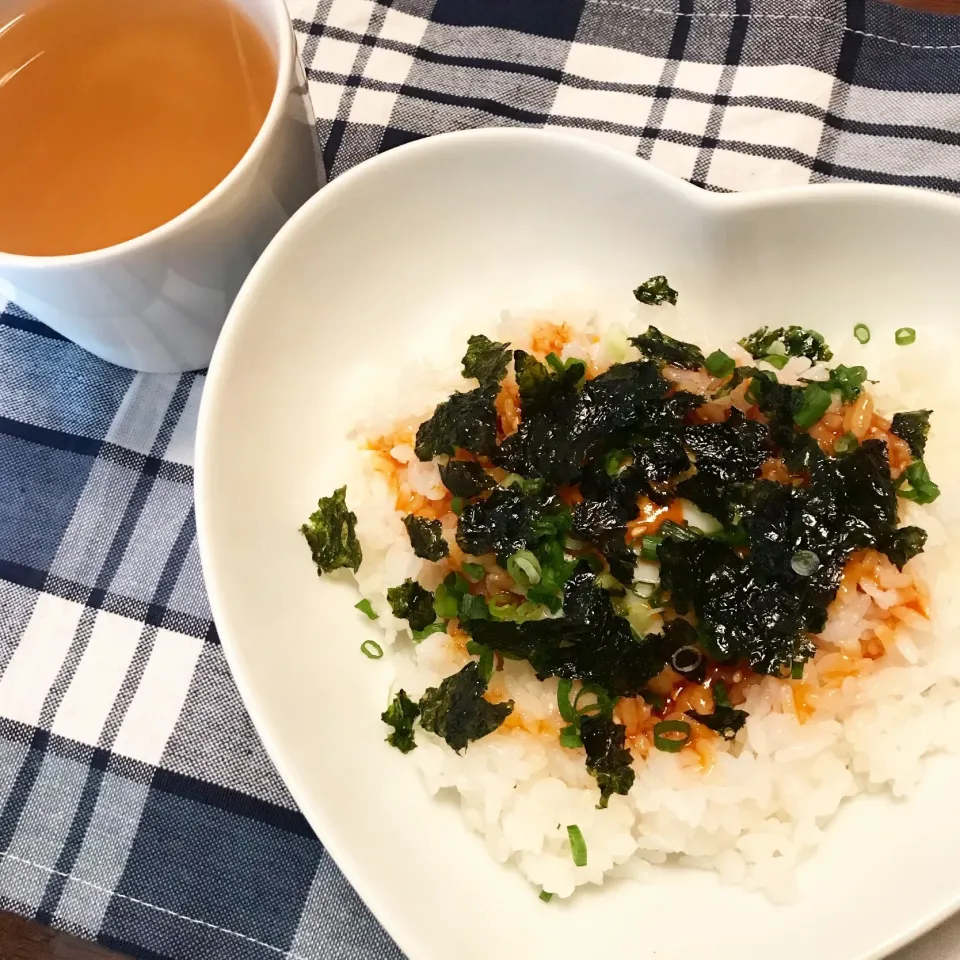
[4,1,960,958]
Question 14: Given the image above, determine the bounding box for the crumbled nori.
[300,486,362,575]
[496,360,668,484]
[879,525,927,570]
[465,565,679,696]
[439,460,495,498]
[403,515,449,561]
[346,286,940,790]
[740,325,833,363]
[685,410,771,484]
[891,410,932,459]
[461,334,511,386]
[514,349,586,417]
[630,326,705,370]
[580,714,635,808]
[418,662,514,752]
[633,275,678,306]
[456,485,569,564]
[414,385,499,461]
[382,690,420,753]
[386,578,437,632]
[686,702,747,740]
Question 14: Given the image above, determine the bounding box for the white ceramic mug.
[0,0,323,373]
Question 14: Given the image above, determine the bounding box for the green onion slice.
[355,599,378,620]
[653,719,692,753]
[791,661,804,680]
[488,592,519,619]
[539,891,553,903]
[461,561,486,582]
[433,583,459,619]
[360,640,383,659]
[557,678,578,723]
[558,725,583,749]
[507,549,542,587]
[853,323,871,344]
[790,550,820,577]
[640,534,663,562]
[794,383,832,429]
[450,496,464,515]
[705,350,735,378]
[545,352,566,374]
[574,683,615,719]
[411,623,446,643]
[895,327,916,346]
[567,824,588,867]
[670,645,703,676]
[833,432,859,454]
[465,641,494,681]
[765,353,790,370]
[898,460,940,504]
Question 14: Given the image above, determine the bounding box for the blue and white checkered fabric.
[4,1,960,957]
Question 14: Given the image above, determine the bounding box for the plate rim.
[196,126,960,960]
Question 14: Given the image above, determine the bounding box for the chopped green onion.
[355,599,378,620]
[713,680,732,709]
[545,352,566,374]
[704,350,735,379]
[360,640,383,659]
[653,719,691,753]
[557,678,578,723]
[895,327,916,346]
[853,323,871,344]
[411,622,446,643]
[642,690,666,712]
[764,353,790,370]
[767,339,787,357]
[791,661,804,680]
[462,561,486,582]
[450,496,464,515]
[507,549,542,587]
[595,571,626,596]
[574,684,615,718]
[640,534,663,562]
[898,460,940,504]
[827,364,867,404]
[659,520,701,543]
[566,824,588,867]
[539,891,553,903]
[513,600,543,622]
[458,593,490,621]
[466,640,494,681]
[489,592,519,620]
[585,552,605,573]
[790,550,820,576]
[793,383,832,429]
[433,583,459,619]
[833,432,859,454]
[558,725,583,749]
[604,448,628,476]
[670,645,703,676]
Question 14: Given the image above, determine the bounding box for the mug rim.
[0,0,297,268]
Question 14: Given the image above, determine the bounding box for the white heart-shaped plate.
[196,129,960,960]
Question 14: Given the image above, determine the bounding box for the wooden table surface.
[0,913,126,960]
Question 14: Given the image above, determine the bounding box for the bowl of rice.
[196,128,960,960]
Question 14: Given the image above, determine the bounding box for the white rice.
[342,298,960,903]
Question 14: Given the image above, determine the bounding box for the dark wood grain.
[0,912,127,960]
[886,0,960,11]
